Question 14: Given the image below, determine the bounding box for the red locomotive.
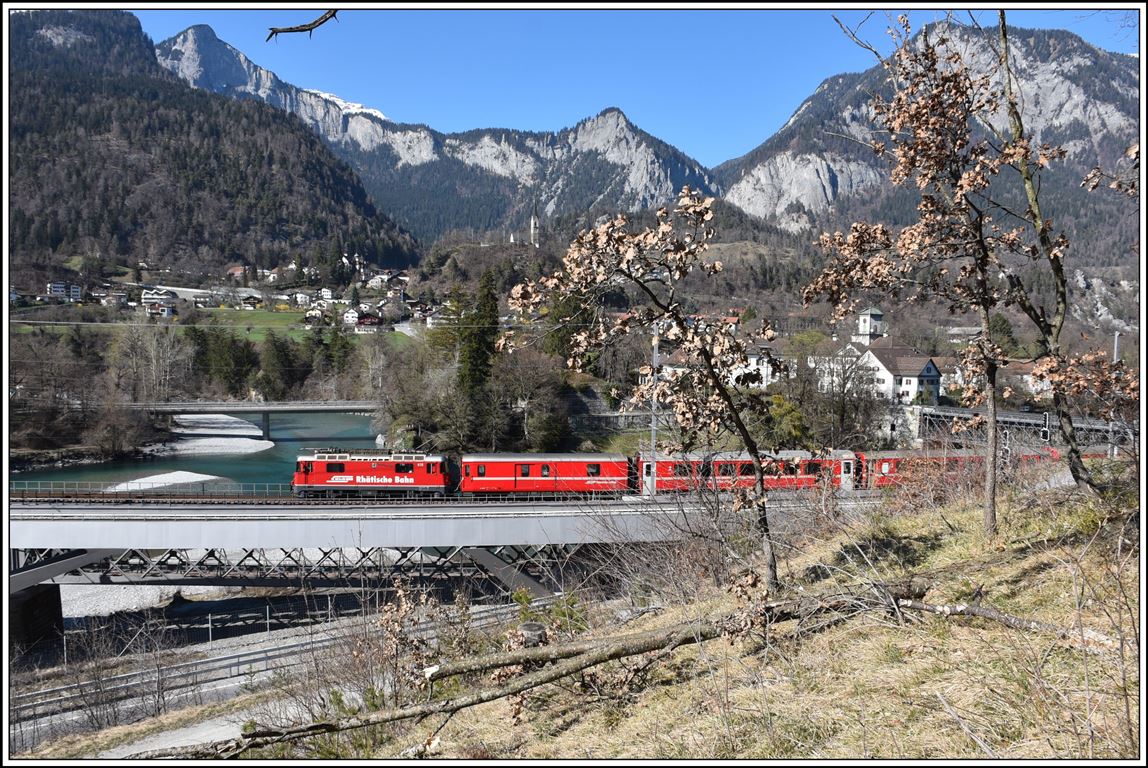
[292,445,1063,498]
[293,449,449,497]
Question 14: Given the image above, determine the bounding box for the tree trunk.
[980,309,998,536]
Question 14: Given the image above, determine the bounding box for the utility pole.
[649,333,659,496]
[1110,331,1121,458]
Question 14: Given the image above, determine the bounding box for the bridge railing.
[8,481,297,499]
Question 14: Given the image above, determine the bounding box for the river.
[12,412,382,489]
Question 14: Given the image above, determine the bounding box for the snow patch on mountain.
[302,89,387,122]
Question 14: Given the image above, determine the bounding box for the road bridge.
[125,400,382,439]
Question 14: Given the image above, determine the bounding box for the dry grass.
[391,477,1139,760]
[24,466,1138,760]
[13,691,273,760]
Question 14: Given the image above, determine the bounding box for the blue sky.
[119,6,1142,169]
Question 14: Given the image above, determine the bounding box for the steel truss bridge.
[918,405,1136,446]
[8,496,716,598]
[9,493,880,597]
[10,545,583,599]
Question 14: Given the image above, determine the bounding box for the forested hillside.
[8,10,420,292]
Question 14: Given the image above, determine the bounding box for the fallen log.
[424,576,932,684]
[130,577,931,759]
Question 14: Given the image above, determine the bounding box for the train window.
[477,465,486,477]
[520,465,531,477]
[880,461,891,475]
[644,463,652,476]
[426,463,435,473]
[372,462,378,469]
[464,465,470,477]
[395,463,413,473]
[326,463,344,473]
[740,463,755,476]
[718,463,736,476]
[541,465,550,477]
[674,464,692,477]
[784,463,799,476]
[587,464,600,477]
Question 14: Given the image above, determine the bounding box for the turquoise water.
[12,413,381,488]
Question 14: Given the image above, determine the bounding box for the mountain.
[156,21,1137,258]
[8,9,420,291]
[715,23,1139,234]
[154,25,721,244]
[712,22,1140,330]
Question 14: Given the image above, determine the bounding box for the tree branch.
[266,10,339,42]
[897,599,1120,655]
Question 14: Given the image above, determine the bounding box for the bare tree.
[505,188,783,589]
[805,13,1105,533]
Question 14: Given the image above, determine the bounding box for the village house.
[342,307,360,326]
[45,281,83,302]
[140,288,179,305]
[355,313,383,333]
[859,337,942,404]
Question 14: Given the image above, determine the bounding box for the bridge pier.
[9,584,63,655]
[261,412,271,440]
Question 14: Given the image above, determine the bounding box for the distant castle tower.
[852,307,886,346]
[529,204,539,248]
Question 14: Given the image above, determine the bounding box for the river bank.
[9,414,275,474]
[19,414,277,619]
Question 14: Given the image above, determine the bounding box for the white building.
[852,307,886,346]
[859,337,941,404]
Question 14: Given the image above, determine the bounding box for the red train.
[292,445,1063,498]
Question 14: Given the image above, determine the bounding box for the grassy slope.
[19,461,1139,760]
[413,463,1139,760]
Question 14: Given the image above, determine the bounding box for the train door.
[641,459,656,496]
[839,458,855,492]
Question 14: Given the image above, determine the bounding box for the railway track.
[9,482,888,506]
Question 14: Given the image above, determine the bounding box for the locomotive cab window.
[426,463,435,473]
[326,463,345,473]
[395,463,413,473]
[587,464,600,477]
